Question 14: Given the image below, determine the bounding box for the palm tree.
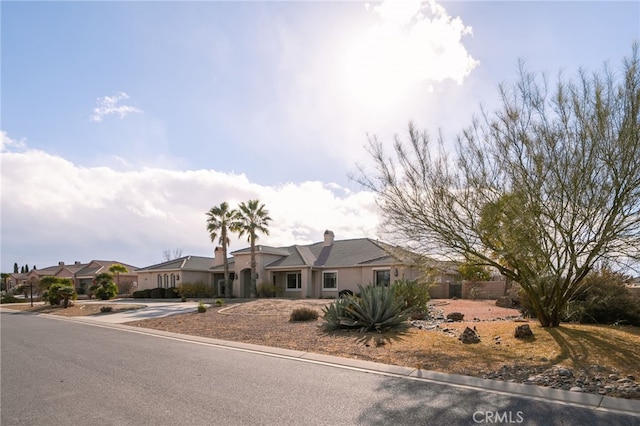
[233,199,272,298]
[206,202,237,297]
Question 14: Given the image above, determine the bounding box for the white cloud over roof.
[1,137,381,270]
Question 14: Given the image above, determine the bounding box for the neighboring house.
[136,230,426,298]
[627,277,640,299]
[8,260,138,295]
[136,255,229,292]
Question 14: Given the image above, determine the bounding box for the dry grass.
[124,300,640,381]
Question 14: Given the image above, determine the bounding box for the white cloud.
[0,131,27,152]
[341,0,478,106]
[0,140,382,270]
[90,92,143,122]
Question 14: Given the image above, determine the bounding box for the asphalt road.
[1,311,638,426]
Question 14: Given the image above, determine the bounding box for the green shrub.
[48,282,77,307]
[322,284,410,332]
[257,283,277,298]
[563,270,640,326]
[100,306,113,313]
[178,282,216,299]
[289,307,319,322]
[92,273,118,301]
[164,287,180,298]
[1,294,22,304]
[132,290,146,299]
[149,287,165,299]
[95,283,118,300]
[215,299,225,306]
[197,301,207,313]
[391,279,430,313]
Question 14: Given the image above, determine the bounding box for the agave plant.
[322,284,410,333]
[321,297,354,331]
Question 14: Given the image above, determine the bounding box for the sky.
[1,0,638,272]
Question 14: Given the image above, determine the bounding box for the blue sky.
[2,1,638,272]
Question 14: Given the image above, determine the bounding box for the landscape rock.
[459,326,480,344]
[446,312,465,322]
[495,296,515,308]
[514,324,534,339]
[409,304,640,400]
[482,364,640,400]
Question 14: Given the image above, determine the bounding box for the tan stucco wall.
[462,280,506,299]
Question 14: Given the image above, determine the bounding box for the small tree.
[46,279,76,307]
[358,45,640,327]
[108,263,129,293]
[39,276,59,293]
[93,273,118,300]
[1,273,10,291]
[458,260,491,282]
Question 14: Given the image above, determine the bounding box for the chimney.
[323,230,335,246]
[213,247,224,267]
[58,261,65,266]
[75,261,81,265]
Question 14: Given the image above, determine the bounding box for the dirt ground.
[124,298,530,373]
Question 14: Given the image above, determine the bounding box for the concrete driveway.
[77,300,204,323]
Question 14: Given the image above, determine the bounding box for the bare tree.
[358,45,640,327]
[162,248,183,262]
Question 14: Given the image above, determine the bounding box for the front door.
[242,269,252,298]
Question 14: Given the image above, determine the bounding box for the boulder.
[514,324,534,339]
[459,326,480,344]
[446,312,464,322]
[495,296,514,308]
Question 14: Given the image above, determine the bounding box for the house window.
[164,274,169,289]
[374,269,391,287]
[323,271,337,290]
[157,275,162,288]
[170,274,176,288]
[286,272,302,290]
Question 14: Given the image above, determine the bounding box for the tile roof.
[265,238,401,269]
[136,256,213,272]
[210,259,236,272]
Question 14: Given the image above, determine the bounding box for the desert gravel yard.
[123,298,640,399]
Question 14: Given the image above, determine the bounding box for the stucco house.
[136,230,427,298]
[136,255,234,293]
[8,260,138,295]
